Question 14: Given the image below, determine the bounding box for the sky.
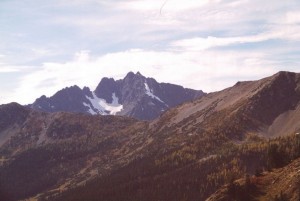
[0,0,300,104]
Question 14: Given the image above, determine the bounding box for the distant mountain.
[51,71,300,201]
[3,71,300,201]
[30,72,205,120]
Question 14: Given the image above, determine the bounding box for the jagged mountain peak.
[124,71,144,79]
[65,85,81,89]
[95,77,118,103]
[122,71,146,90]
[30,72,204,120]
[4,71,300,201]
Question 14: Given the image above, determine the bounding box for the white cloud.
[1,0,300,105]
[171,25,300,51]
[286,12,300,24]
[120,0,221,12]
[0,56,21,72]
[0,66,20,73]
[170,35,265,51]
[9,48,280,104]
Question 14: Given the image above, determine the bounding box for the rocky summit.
[30,72,205,120]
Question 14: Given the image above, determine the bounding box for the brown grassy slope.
[2,71,300,201]
[0,103,144,200]
[150,71,300,141]
[41,71,300,201]
[206,157,300,201]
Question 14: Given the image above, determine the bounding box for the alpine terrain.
[30,72,205,120]
[1,71,300,201]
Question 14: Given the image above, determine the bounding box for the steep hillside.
[151,71,300,139]
[1,71,300,201]
[52,129,300,201]
[51,71,300,201]
[0,103,144,200]
[0,103,30,146]
[206,157,300,201]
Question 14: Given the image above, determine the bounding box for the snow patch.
[83,102,97,115]
[98,93,123,115]
[144,82,167,106]
[85,92,123,115]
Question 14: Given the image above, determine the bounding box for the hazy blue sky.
[1,0,300,104]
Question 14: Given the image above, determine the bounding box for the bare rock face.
[30,72,205,120]
[30,85,93,114]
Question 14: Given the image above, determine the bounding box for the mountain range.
[30,71,205,120]
[1,71,300,201]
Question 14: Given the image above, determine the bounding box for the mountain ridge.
[1,71,300,201]
[30,71,205,120]
[150,71,300,139]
